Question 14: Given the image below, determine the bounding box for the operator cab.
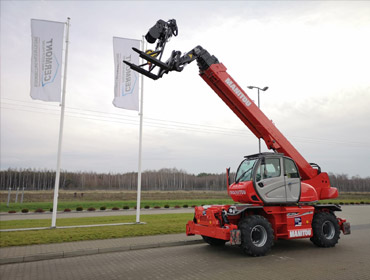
[230,153,301,204]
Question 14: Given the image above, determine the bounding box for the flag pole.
[136,35,145,223]
[51,17,70,228]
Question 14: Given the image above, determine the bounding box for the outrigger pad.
[342,222,351,235]
[230,229,242,245]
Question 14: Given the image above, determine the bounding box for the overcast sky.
[1,1,370,177]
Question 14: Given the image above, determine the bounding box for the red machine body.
[187,204,316,241]
[124,19,350,256]
[200,63,336,203]
[184,63,350,254]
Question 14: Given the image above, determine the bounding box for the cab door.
[283,157,301,203]
[254,157,287,204]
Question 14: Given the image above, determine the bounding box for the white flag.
[113,37,140,111]
[30,19,65,102]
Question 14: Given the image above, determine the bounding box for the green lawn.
[3,191,370,213]
[1,193,369,247]
[0,213,194,247]
[1,199,234,213]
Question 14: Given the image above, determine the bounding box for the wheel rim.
[250,225,267,247]
[322,221,335,240]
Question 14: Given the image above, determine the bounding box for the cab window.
[256,158,281,182]
[235,159,257,182]
[283,158,300,178]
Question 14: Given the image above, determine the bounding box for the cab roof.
[244,152,284,159]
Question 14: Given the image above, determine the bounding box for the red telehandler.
[124,19,351,256]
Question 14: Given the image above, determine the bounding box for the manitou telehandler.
[124,19,351,256]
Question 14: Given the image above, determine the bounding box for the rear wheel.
[202,235,226,246]
[239,215,274,256]
[310,211,340,247]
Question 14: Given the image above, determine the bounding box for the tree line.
[0,168,369,192]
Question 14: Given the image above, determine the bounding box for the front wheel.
[239,215,274,257]
[202,235,226,246]
[310,211,340,247]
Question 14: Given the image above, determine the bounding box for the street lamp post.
[247,85,269,154]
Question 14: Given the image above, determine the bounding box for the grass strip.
[317,199,370,204]
[3,197,370,213]
[1,199,234,212]
[0,213,194,247]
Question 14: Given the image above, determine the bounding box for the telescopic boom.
[124,19,337,200]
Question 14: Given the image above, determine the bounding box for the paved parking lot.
[1,206,369,280]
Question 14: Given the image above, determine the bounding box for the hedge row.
[7,204,198,214]
[9,202,369,213]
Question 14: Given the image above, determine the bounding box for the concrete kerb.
[0,238,204,265]
[0,209,132,217]
[0,222,146,232]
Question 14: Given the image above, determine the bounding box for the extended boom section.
[124,19,350,256]
[199,63,337,201]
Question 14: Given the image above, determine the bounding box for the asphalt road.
[1,206,369,280]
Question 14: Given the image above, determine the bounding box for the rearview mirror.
[226,167,231,189]
[261,157,265,165]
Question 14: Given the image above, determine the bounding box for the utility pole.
[247,86,269,153]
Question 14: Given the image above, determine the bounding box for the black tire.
[310,211,340,247]
[239,215,274,257]
[202,235,227,246]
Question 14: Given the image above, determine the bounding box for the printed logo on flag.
[30,19,65,102]
[113,37,140,111]
[32,37,60,87]
[115,53,138,97]
[122,55,138,96]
